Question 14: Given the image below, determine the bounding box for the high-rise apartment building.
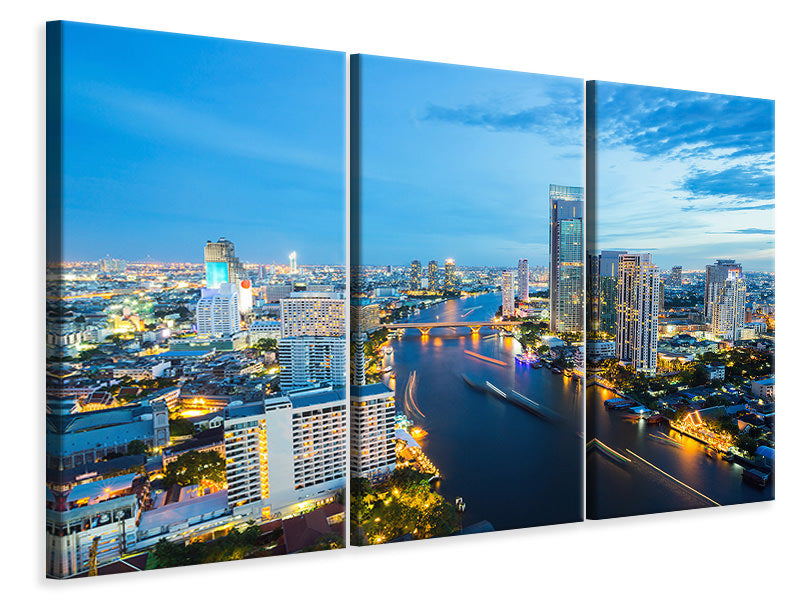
[224,388,347,521]
[549,185,584,333]
[711,272,746,341]
[428,260,439,291]
[204,237,245,288]
[704,259,742,320]
[279,293,346,338]
[278,336,347,389]
[289,251,298,275]
[409,260,421,290]
[196,283,240,337]
[518,259,529,302]
[350,383,396,481]
[444,258,458,294]
[616,253,659,375]
[502,270,516,318]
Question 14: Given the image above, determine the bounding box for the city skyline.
[593,82,775,271]
[358,55,584,266]
[60,22,345,265]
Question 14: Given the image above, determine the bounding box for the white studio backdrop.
[3,1,796,599]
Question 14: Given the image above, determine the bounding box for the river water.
[383,292,583,532]
[587,386,775,519]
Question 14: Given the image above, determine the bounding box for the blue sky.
[358,56,584,267]
[593,82,775,271]
[61,22,345,264]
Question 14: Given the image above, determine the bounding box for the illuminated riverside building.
[279,292,346,337]
[350,302,380,334]
[224,388,347,521]
[204,237,245,288]
[502,270,516,317]
[350,383,396,481]
[704,259,742,320]
[444,258,458,293]
[278,336,347,389]
[428,260,439,291]
[196,283,241,337]
[410,260,421,290]
[548,184,584,333]
[518,258,529,302]
[616,253,659,375]
[711,271,746,341]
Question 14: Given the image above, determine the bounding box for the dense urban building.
[279,293,346,338]
[711,271,746,341]
[444,258,458,294]
[204,237,245,288]
[409,260,421,290]
[428,260,439,291]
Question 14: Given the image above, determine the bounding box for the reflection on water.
[587,386,774,519]
[386,292,583,531]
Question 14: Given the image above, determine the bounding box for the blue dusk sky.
[60,22,345,265]
[593,82,775,272]
[358,55,584,267]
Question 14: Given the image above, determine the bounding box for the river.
[587,386,775,519]
[383,291,583,532]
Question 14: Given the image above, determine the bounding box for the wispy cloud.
[681,165,775,201]
[422,87,582,145]
[597,83,775,161]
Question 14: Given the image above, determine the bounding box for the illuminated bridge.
[385,321,518,336]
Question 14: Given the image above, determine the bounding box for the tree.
[127,439,148,456]
[169,417,195,437]
[163,450,226,487]
[253,337,277,353]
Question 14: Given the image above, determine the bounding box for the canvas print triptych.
[46,22,775,578]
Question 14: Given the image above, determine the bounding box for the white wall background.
[3,1,796,598]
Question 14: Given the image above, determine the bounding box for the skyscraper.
[711,271,746,341]
[204,237,245,288]
[444,258,458,294]
[428,260,439,291]
[704,259,742,320]
[616,253,659,375]
[669,266,682,286]
[409,260,421,290]
[288,251,298,275]
[502,270,516,318]
[517,259,529,303]
[549,185,584,333]
[195,283,241,336]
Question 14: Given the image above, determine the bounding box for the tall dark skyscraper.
[549,185,584,333]
[428,260,439,291]
[517,258,529,302]
[444,258,458,294]
[409,260,421,290]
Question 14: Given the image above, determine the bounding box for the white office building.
[196,283,240,337]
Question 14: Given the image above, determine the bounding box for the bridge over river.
[385,321,517,335]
